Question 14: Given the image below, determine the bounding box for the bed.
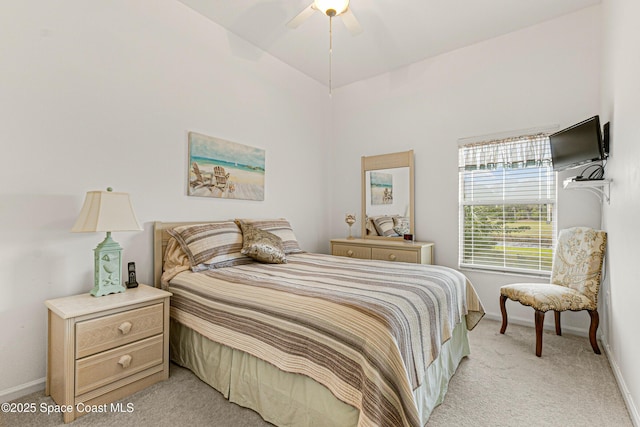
[153,220,484,427]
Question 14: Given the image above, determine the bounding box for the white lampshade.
[71,189,142,233]
[314,0,349,16]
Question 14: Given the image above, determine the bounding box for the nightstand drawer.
[46,285,171,423]
[332,244,372,259]
[372,247,418,263]
[76,303,164,358]
[75,334,163,396]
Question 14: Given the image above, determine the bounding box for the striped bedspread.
[168,253,484,427]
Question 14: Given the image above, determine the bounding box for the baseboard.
[601,335,640,426]
[0,377,45,403]
[483,312,589,337]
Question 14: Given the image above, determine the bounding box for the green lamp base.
[91,232,126,297]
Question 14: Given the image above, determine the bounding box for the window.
[458,134,555,275]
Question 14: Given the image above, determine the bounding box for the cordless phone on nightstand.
[126,262,138,288]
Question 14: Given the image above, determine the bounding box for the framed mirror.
[361,150,414,240]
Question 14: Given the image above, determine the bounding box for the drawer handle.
[118,321,132,335]
[389,254,397,261]
[346,250,354,257]
[118,354,132,369]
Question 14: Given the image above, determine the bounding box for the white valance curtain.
[458,133,552,171]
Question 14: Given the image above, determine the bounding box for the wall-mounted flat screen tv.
[549,116,603,171]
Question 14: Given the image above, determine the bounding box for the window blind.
[458,134,556,275]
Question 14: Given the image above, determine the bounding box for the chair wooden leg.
[588,310,601,354]
[534,310,545,357]
[554,311,562,336]
[499,295,508,334]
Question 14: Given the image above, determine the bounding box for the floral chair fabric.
[500,283,595,312]
[499,227,607,356]
[549,227,606,307]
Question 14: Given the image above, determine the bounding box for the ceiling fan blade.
[340,8,363,35]
[287,3,316,29]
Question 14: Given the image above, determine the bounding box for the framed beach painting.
[370,171,393,205]
[188,132,265,201]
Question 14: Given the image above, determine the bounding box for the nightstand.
[331,238,435,264]
[45,284,172,423]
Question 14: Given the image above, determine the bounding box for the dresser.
[331,238,434,265]
[45,285,172,423]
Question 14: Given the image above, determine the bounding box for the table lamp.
[71,187,142,296]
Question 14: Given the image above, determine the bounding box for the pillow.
[365,216,379,236]
[392,216,410,236]
[235,218,303,254]
[237,221,287,264]
[161,237,191,288]
[167,221,252,271]
[373,216,399,237]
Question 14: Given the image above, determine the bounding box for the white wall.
[330,7,603,333]
[600,0,640,423]
[0,0,329,399]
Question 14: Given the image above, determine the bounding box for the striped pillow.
[168,222,251,271]
[235,218,303,254]
[373,216,399,237]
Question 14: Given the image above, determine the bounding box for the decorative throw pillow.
[392,216,410,236]
[235,218,303,254]
[373,216,399,237]
[237,221,287,264]
[167,221,251,272]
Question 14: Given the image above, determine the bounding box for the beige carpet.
[1,319,632,427]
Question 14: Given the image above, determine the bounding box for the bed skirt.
[169,317,470,426]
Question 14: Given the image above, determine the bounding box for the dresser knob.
[118,354,132,368]
[118,321,132,335]
[389,254,397,261]
[346,250,354,257]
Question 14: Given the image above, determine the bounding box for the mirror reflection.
[361,150,414,240]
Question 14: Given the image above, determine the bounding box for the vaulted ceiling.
[178,0,600,88]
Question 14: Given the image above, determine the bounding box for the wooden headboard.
[153,221,206,288]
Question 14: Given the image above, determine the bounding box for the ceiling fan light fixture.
[313,0,349,17]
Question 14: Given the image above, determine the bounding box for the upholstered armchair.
[499,227,607,357]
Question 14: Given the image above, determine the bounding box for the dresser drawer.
[332,244,372,259]
[372,247,418,263]
[76,303,164,358]
[75,334,163,396]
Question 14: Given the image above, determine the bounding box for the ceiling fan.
[287,0,363,35]
[287,1,363,95]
